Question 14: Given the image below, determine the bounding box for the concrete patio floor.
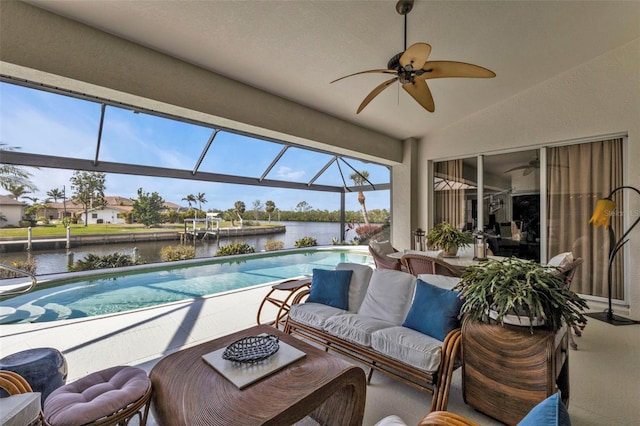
[1,284,639,425]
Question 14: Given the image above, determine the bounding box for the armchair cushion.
[370,240,396,257]
[402,279,463,341]
[518,393,571,426]
[307,269,353,310]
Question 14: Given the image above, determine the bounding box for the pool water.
[0,249,371,324]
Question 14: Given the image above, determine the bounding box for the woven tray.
[222,334,280,363]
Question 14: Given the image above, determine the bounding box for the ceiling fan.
[504,157,542,176]
[504,154,569,176]
[331,0,496,114]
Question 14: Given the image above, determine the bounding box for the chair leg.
[367,364,375,384]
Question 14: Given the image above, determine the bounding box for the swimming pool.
[0,248,371,324]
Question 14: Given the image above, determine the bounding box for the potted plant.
[426,222,473,257]
[453,257,588,332]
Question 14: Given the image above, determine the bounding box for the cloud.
[275,166,305,180]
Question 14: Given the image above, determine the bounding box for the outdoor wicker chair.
[368,244,402,271]
[400,253,462,278]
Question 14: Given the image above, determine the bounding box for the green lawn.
[0,222,281,238]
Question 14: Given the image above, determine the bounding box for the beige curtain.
[547,138,624,298]
[434,160,466,229]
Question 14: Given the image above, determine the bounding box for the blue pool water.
[0,248,371,324]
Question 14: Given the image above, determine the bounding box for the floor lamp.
[587,185,640,325]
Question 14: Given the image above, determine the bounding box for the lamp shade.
[589,198,616,228]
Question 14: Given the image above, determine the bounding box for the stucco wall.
[0,205,24,227]
[418,39,640,317]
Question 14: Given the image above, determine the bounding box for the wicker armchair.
[401,253,462,277]
[368,245,402,271]
[418,411,481,426]
[376,411,480,426]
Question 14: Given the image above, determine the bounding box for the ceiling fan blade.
[504,165,530,174]
[399,43,432,70]
[330,69,397,84]
[523,167,537,176]
[402,79,435,112]
[420,61,496,79]
[356,77,398,114]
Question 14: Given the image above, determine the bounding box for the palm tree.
[182,194,196,216]
[265,200,276,222]
[234,200,246,226]
[195,192,207,218]
[47,188,64,203]
[4,183,29,200]
[350,170,370,225]
[0,144,37,192]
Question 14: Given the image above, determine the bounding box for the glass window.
[484,150,540,262]
[197,132,284,178]
[0,82,102,159]
[433,157,477,230]
[100,105,213,169]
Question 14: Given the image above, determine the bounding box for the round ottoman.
[43,365,152,426]
[0,347,67,403]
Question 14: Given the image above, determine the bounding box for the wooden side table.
[256,277,311,329]
[461,318,569,426]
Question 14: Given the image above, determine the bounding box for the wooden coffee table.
[150,325,366,425]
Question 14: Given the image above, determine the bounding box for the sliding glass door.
[432,137,626,300]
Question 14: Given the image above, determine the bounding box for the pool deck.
[2,281,640,425]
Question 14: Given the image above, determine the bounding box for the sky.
[0,82,390,213]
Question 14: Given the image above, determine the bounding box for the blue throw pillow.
[402,278,463,341]
[307,269,353,310]
[518,393,571,426]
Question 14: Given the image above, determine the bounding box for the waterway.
[0,221,366,276]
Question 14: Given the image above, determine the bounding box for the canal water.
[0,221,365,276]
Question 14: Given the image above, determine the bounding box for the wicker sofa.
[284,263,463,412]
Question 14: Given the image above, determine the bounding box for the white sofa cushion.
[288,302,346,329]
[371,326,443,373]
[336,262,374,312]
[357,269,416,325]
[416,274,461,291]
[323,313,396,347]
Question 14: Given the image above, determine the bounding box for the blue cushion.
[402,279,463,341]
[307,269,353,310]
[518,393,571,426]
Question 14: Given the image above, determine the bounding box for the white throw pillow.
[547,252,573,268]
[357,269,416,325]
[336,263,374,312]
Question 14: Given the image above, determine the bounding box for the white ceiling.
[27,0,640,142]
